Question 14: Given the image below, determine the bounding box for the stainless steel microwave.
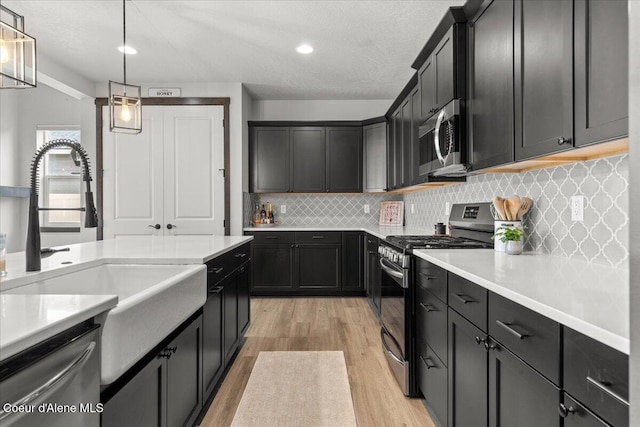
[418,99,468,177]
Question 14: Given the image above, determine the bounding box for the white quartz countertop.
[0,294,118,361]
[243,225,432,240]
[413,249,630,355]
[0,236,252,360]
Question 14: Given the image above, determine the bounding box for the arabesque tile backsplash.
[245,154,628,268]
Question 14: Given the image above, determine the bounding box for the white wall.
[96,82,246,236]
[628,1,639,424]
[252,99,392,121]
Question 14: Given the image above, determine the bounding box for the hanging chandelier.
[0,3,37,89]
[109,0,141,134]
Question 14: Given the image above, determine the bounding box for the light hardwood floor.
[200,297,435,427]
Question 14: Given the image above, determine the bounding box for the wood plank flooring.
[200,297,435,427]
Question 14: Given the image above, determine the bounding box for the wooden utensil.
[506,195,522,221]
[517,197,533,220]
[493,196,507,220]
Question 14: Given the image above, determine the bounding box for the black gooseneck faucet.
[26,139,98,271]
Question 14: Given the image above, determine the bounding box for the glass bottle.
[260,204,266,223]
[253,203,261,225]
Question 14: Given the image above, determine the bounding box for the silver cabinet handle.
[586,376,629,406]
[208,267,224,274]
[379,258,404,280]
[495,320,529,339]
[311,236,325,239]
[453,293,475,304]
[0,342,96,422]
[420,356,436,369]
[234,253,247,258]
[557,136,571,145]
[419,302,436,313]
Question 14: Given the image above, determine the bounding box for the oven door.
[379,257,410,395]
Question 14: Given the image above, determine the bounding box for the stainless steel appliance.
[418,99,467,178]
[0,324,101,426]
[378,202,494,396]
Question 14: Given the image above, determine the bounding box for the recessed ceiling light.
[296,44,313,54]
[118,45,137,55]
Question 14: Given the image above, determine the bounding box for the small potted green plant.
[493,225,528,255]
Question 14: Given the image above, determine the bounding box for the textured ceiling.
[3,1,464,99]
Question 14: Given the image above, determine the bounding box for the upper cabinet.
[250,124,363,193]
[574,0,628,147]
[418,24,466,122]
[363,122,387,193]
[514,0,573,161]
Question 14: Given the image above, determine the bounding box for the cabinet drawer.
[229,243,251,269]
[248,232,295,244]
[562,393,610,427]
[564,328,628,427]
[417,340,448,427]
[488,293,560,385]
[448,273,488,332]
[416,259,447,303]
[295,231,342,245]
[416,289,448,364]
[206,253,231,287]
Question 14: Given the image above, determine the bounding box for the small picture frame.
[379,201,404,226]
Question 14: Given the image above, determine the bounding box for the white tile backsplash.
[245,154,628,267]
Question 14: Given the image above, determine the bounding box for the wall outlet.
[280,205,287,214]
[364,204,370,214]
[571,196,584,221]
[411,204,415,214]
[445,202,451,216]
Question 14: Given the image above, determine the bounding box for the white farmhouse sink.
[4,263,206,384]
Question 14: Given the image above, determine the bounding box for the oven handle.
[379,258,404,281]
[380,329,405,365]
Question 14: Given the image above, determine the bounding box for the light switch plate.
[364,204,370,214]
[571,196,583,221]
[281,205,287,214]
[411,204,415,214]
[445,202,451,216]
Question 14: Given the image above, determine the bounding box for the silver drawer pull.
[495,320,529,339]
[208,267,224,274]
[311,236,325,239]
[0,342,96,422]
[420,356,437,369]
[419,273,434,280]
[234,253,247,258]
[453,293,475,304]
[586,376,629,407]
[420,302,436,313]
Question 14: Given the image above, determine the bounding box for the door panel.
[291,127,326,192]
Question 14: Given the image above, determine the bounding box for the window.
[37,128,82,232]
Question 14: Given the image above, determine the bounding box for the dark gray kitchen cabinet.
[447,308,488,427]
[365,234,381,317]
[417,340,448,427]
[296,236,341,290]
[326,127,363,192]
[363,122,387,192]
[561,394,611,427]
[393,108,403,190]
[166,316,203,427]
[469,0,515,171]
[409,85,421,185]
[237,263,251,336]
[202,283,223,399]
[102,315,203,427]
[250,232,295,292]
[250,127,290,193]
[342,232,364,291]
[419,54,436,121]
[223,272,238,361]
[574,0,628,147]
[386,115,395,191]
[291,127,326,192]
[514,0,573,161]
[401,97,412,188]
[488,343,560,427]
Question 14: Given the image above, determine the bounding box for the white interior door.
[102,105,225,239]
[103,106,164,239]
[163,105,224,236]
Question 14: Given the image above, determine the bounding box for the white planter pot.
[494,221,524,252]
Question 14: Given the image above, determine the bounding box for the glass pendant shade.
[109,80,142,134]
[0,7,37,88]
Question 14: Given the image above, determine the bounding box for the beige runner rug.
[231,351,358,427]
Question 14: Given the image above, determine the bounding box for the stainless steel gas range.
[378,202,495,396]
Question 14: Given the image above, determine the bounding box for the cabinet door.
[387,111,398,190]
[514,0,573,160]
[223,273,239,360]
[296,244,341,289]
[401,97,412,188]
[448,309,488,427]
[434,26,455,110]
[326,127,363,192]
[250,127,290,193]
[419,55,436,120]
[166,315,203,427]
[202,287,223,399]
[237,263,251,335]
[410,86,421,185]
[469,0,515,171]
[371,252,381,316]
[393,109,403,190]
[291,127,326,192]
[562,393,610,427]
[488,344,560,427]
[342,232,364,292]
[417,341,448,427]
[251,244,294,291]
[363,122,387,192]
[574,0,628,147]
[102,355,167,427]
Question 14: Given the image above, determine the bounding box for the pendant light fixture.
[0,3,37,89]
[109,0,141,134]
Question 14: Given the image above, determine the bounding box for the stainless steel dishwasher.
[0,323,101,427]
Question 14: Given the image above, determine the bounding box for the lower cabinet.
[296,243,341,290]
[103,314,203,427]
[223,272,239,361]
[342,232,364,291]
[417,340,448,427]
[202,285,223,399]
[237,263,251,335]
[364,234,380,317]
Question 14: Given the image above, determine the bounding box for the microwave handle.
[433,108,447,165]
